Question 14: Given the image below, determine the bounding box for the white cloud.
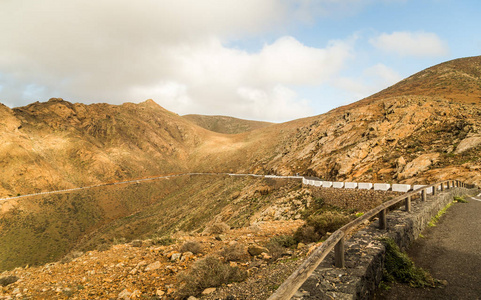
[333,63,402,102]
[370,31,449,57]
[364,63,403,87]
[236,85,311,121]
[256,37,352,85]
[0,0,356,121]
[129,36,352,121]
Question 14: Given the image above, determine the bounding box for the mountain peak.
[368,55,481,104]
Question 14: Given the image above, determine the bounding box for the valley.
[0,56,481,299]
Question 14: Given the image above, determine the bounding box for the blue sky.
[0,0,480,122]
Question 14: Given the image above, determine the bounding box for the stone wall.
[293,187,479,300]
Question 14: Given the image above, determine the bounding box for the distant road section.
[0,173,303,202]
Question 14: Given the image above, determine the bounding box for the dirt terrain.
[1,56,481,299]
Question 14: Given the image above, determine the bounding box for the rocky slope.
[0,98,216,197]
[2,56,481,197]
[0,183,396,299]
[1,56,480,299]
[194,56,481,185]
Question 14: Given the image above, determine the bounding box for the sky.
[0,0,480,122]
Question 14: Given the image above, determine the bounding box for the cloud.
[0,0,356,121]
[370,31,449,57]
[333,63,402,101]
[236,85,311,121]
[130,36,352,121]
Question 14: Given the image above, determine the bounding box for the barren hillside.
[1,56,481,299]
[194,56,481,185]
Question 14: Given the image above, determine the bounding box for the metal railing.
[268,180,476,299]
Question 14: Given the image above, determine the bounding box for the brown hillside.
[190,56,481,185]
[368,56,481,104]
[1,56,481,298]
[1,57,481,196]
[0,98,216,197]
[183,114,273,134]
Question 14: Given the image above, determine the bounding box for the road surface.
[376,193,481,299]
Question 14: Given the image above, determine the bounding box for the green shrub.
[454,196,468,203]
[265,235,296,260]
[294,225,320,243]
[177,256,247,298]
[295,211,350,243]
[381,238,435,287]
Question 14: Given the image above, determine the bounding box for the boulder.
[145,261,161,271]
[170,252,182,262]
[455,134,481,154]
[202,287,217,295]
[247,245,269,256]
[398,153,439,179]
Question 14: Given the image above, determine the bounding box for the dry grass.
[176,256,247,298]
[180,241,204,255]
[220,243,248,262]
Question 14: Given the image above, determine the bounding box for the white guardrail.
[302,178,432,194]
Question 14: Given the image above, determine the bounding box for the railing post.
[447,181,450,189]
[335,237,345,268]
[379,209,387,230]
[405,196,411,212]
[422,189,427,201]
[441,183,445,191]
[433,184,437,195]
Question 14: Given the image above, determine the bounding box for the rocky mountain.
[183,114,272,134]
[195,56,481,185]
[0,98,213,197]
[2,56,480,198]
[1,56,481,279]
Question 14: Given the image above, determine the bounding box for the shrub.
[180,241,203,254]
[177,256,247,298]
[221,243,248,261]
[0,276,18,287]
[294,225,320,243]
[203,222,230,235]
[306,211,350,236]
[269,235,297,248]
[265,235,296,260]
[152,236,175,246]
[454,196,468,203]
[382,238,436,287]
[295,211,350,243]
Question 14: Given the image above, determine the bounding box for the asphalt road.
[376,193,481,299]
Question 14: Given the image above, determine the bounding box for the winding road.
[0,173,303,202]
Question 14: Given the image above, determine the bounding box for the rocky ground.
[0,220,308,300]
[0,186,397,300]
